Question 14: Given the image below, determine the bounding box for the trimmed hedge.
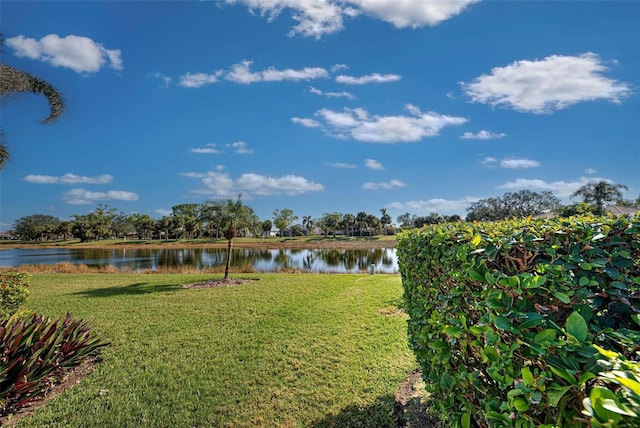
[397,215,639,427]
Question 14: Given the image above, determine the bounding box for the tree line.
[11,202,395,243]
[9,183,637,243]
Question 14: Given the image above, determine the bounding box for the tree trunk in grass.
[224,236,233,279]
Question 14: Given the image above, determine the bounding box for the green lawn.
[16,273,415,427]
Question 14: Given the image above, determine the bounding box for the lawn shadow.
[73,282,183,298]
[311,394,398,428]
[311,392,442,428]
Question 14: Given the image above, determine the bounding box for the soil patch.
[394,369,443,428]
[183,278,257,288]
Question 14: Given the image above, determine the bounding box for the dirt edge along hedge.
[397,215,639,427]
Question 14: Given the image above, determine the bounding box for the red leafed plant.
[0,312,108,416]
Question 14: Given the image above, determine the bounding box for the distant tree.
[14,214,61,241]
[302,215,313,236]
[446,214,462,222]
[273,208,298,237]
[155,216,172,241]
[170,215,185,240]
[615,198,638,208]
[201,204,222,239]
[572,181,628,215]
[356,211,368,236]
[71,205,117,241]
[92,205,117,240]
[112,212,135,238]
[172,203,204,239]
[261,219,273,238]
[129,213,155,239]
[396,212,414,229]
[466,190,561,221]
[380,208,392,231]
[56,221,73,241]
[214,197,259,279]
[0,130,8,170]
[1,35,66,170]
[365,214,381,236]
[559,202,596,218]
[342,213,356,236]
[290,224,305,236]
[321,212,342,238]
[413,213,443,227]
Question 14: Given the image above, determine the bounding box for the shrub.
[0,312,109,416]
[397,215,639,427]
[0,272,30,320]
[582,346,639,427]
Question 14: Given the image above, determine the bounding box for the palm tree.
[261,219,273,238]
[302,215,313,236]
[0,64,65,123]
[1,35,66,170]
[0,130,8,170]
[572,181,628,215]
[356,212,368,237]
[212,197,259,279]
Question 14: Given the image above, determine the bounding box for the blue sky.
[2,0,639,228]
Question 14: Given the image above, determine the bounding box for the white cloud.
[325,162,357,169]
[500,158,541,169]
[225,141,253,154]
[191,142,252,154]
[225,60,328,84]
[351,0,479,28]
[498,176,612,198]
[301,104,467,143]
[481,157,497,165]
[585,168,597,175]
[24,173,113,184]
[291,117,321,128]
[362,179,405,190]
[183,170,324,197]
[460,130,506,140]
[224,0,477,38]
[62,188,138,205]
[335,73,401,85]
[310,86,355,100]
[148,72,172,88]
[365,159,384,170]
[191,144,221,154]
[461,53,631,113]
[386,196,481,215]
[331,63,349,72]
[178,71,223,88]
[154,209,172,217]
[6,34,123,73]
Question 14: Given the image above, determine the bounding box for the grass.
[15,273,415,427]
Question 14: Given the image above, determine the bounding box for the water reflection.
[0,247,398,273]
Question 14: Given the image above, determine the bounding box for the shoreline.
[0,237,397,251]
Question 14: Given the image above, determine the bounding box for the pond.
[0,247,399,274]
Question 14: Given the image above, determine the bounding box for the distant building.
[604,205,638,216]
[0,231,16,240]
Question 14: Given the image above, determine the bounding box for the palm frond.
[0,64,65,123]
